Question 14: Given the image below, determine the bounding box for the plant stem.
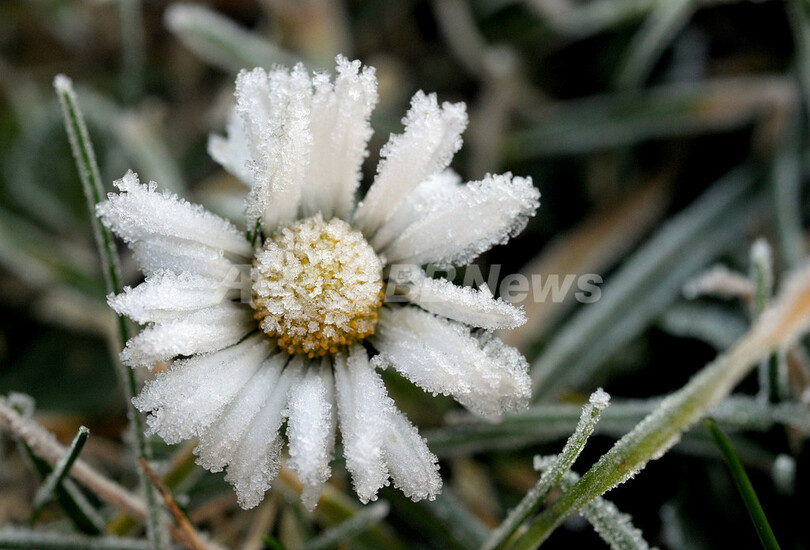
[705,419,781,550]
[54,74,166,549]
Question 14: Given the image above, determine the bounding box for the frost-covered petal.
[370,306,530,418]
[109,271,241,324]
[369,170,461,251]
[224,357,304,509]
[394,269,525,330]
[383,407,441,502]
[97,171,251,258]
[195,350,288,472]
[119,304,254,368]
[353,92,467,235]
[286,358,337,511]
[304,56,378,220]
[236,66,312,234]
[208,109,254,186]
[333,347,389,503]
[133,334,272,444]
[131,237,239,280]
[381,173,539,268]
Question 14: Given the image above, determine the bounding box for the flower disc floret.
[251,215,384,357]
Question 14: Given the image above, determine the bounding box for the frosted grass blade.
[533,457,654,550]
[54,75,167,549]
[509,78,795,158]
[32,426,90,515]
[613,0,695,90]
[165,3,298,73]
[426,396,810,455]
[482,390,609,550]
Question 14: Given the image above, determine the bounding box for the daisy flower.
[98,56,540,510]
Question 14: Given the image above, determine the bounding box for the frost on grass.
[482,389,609,550]
[354,91,468,234]
[771,454,796,495]
[334,346,440,504]
[96,171,251,258]
[397,268,526,330]
[371,306,530,419]
[683,264,754,300]
[381,173,540,268]
[533,456,655,550]
[750,237,774,315]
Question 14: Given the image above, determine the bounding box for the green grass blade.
[613,0,695,90]
[32,426,90,515]
[788,0,810,127]
[483,390,609,550]
[18,432,104,535]
[54,74,167,549]
[261,534,288,550]
[704,419,781,550]
[426,396,810,456]
[533,457,653,550]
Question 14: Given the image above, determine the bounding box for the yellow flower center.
[251,215,384,357]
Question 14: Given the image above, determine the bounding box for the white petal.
[132,334,272,444]
[195,350,288,472]
[353,92,467,235]
[131,237,238,280]
[97,171,251,258]
[475,331,533,414]
[383,408,441,502]
[381,173,539,268]
[208,108,254,186]
[396,269,525,330]
[119,304,254,368]
[333,347,390,503]
[224,357,304,509]
[236,66,312,234]
[370,306,530,418]
[286,358,336,511]
[108,271,241,324]
[305,56,378,219]
[369,170,461,251]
